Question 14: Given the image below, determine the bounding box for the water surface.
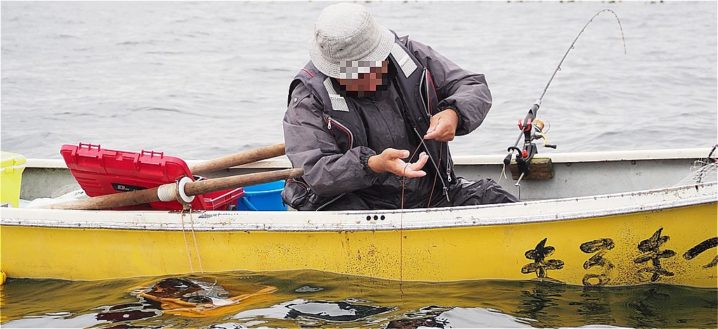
[2,2,716,159]
[1,270,716,328]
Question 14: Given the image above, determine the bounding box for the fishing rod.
[504,9,627,186]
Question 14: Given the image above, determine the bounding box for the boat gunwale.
[2,182,715,232]
[22,147,713,169]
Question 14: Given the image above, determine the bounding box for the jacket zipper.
[446,147,453,183]
[418,69,430,116]
[324,115,354,149]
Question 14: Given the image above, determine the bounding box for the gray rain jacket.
[282,36,516,210]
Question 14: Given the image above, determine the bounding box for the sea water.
[1,2,716,159]
[1,270,717,328]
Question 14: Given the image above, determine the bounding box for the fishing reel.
[526,118,556,150]
[503,103,557,185]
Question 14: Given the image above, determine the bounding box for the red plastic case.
[60,143,243,211]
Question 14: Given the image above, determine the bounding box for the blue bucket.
[236,180,287,211]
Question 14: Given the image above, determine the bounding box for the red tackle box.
[60,143,243,211]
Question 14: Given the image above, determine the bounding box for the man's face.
[338,60,389,93]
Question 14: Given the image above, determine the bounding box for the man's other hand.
[368,148,429,178]
[424,108,459,141]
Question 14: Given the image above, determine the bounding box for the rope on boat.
[673,145,718,187]
[180,211,195,273]
[179,208,205,274]
[188,209,205,273]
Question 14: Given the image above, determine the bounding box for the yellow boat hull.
[1,202,716,287]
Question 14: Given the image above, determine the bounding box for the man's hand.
[424,108,459,142]
[368,148,429,178]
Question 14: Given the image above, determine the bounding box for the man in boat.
[282,3,517,210]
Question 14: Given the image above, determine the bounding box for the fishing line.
[538,9,626,106]
[503,9,627,187]
[425,142,443,208]
[510,9,626,151]
[400,176,406,296]
[413,128,451,203]
[399,142,424,296]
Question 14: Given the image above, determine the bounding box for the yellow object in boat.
[0,152,26,208]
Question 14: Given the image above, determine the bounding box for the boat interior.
[15,148,717,207]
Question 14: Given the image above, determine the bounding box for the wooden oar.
[49,168,304,210]
[190,144,286,175]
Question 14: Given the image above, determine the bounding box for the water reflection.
[515,280,567,326]
[385,306,450,329]
[573,287,616,325]
[286,301,393,322]
[95,304,160,322]
[385,306,532,328]
[1,271,716,328]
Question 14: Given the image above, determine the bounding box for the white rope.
[180,211,195,273]
[499,163,508,182]
[188,209,205,273]
[157,183,176,202]
[674,159,717,187]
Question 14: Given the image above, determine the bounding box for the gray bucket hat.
[309,3,394,79]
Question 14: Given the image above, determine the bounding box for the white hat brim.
[309,26,395,79]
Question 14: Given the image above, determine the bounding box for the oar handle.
[50,168,304,210]
[190,144,286,175]
[50,186,161,210]
[185,169,303,196]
